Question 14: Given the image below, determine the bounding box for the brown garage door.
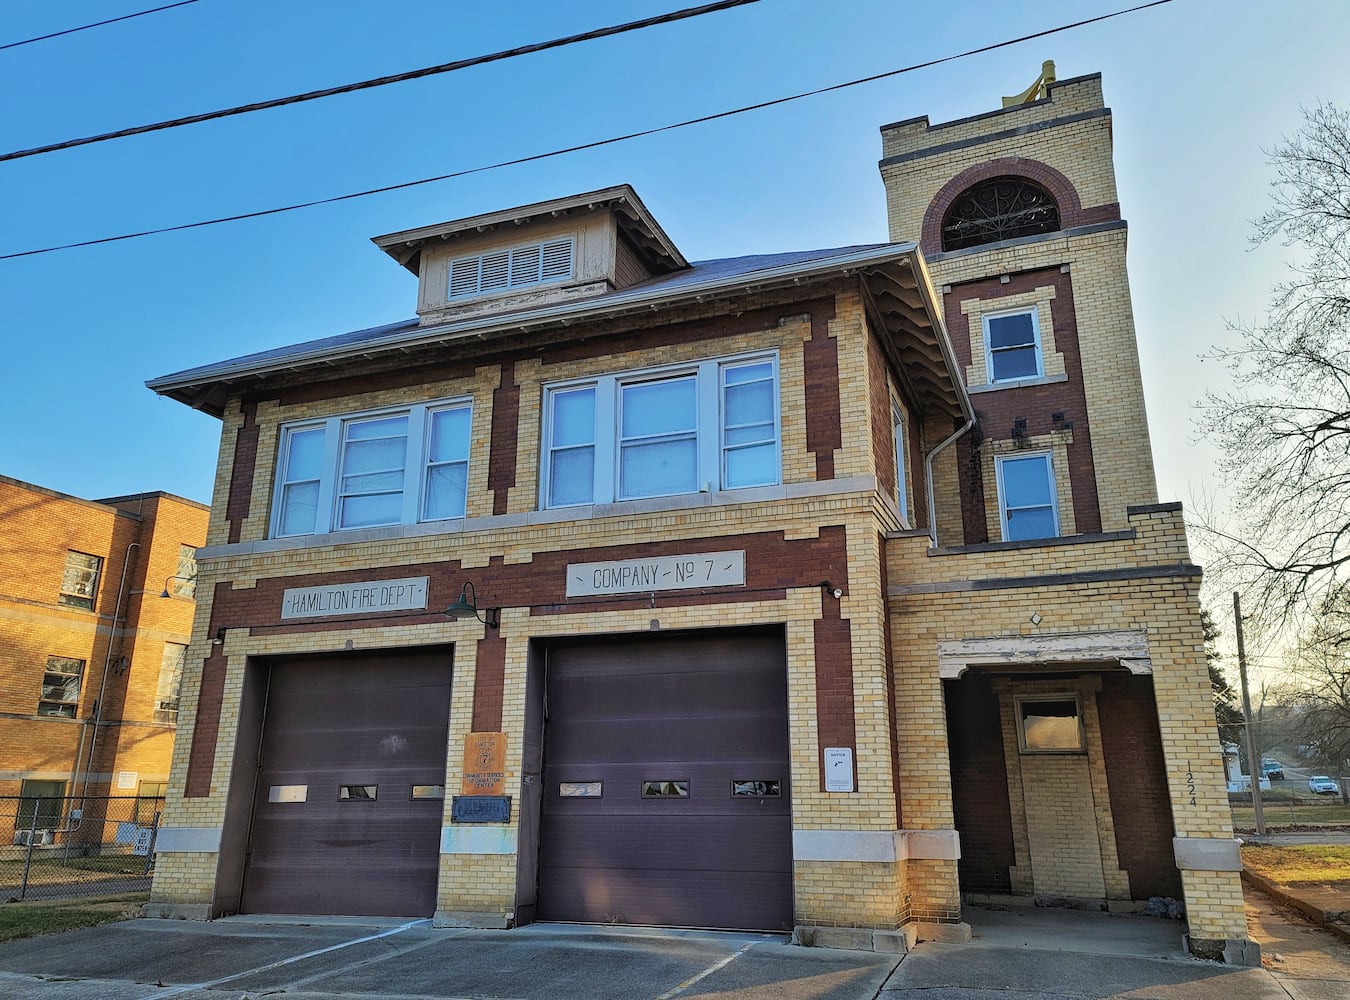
[537,633,792,931]
[241,650,452,917]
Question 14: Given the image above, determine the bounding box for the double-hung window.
[892,401,909,523]
[995,452,1059,541]
[58,551,101,610]
[39,656,84,718]
[272,399,471,537]
[542,354,779,508]
[983,308,1042,383]
[155,642,187,724]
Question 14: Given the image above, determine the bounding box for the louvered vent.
[447,237,574,300]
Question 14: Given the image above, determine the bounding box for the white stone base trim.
[440,825,517,855]
[154,827,222,853]
[793,828,960,862]
[1173,836,1242,872]
[938,629,1152,678]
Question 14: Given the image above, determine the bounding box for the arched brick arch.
[920,157,1118,256]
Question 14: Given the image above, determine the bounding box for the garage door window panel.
[542,353,780,508]
[273,399,471,537]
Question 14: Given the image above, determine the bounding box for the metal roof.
[147,243,973,423]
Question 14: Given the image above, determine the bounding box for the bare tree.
[1197,102,1350,643]
[1284,618,1350,774]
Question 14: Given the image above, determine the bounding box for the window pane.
[340,469,405,494]
[549,446,595,505]
[725,443,776,488]
[339,492,403,529]
[1021,699,1082,751]
[1005,506,1058,541]
[342,436,407,475]
[428,408,470,463]
[1002,457,1054,505]
[991,346,1039,380]
[550,388,595,447]
[725,422,774,447]
[286,427,325,479]
[724,361,772,386]
[987,313,1035,349]
[423,462,468,519]
[621,378,696,437]
[279,481,319,535]
[725,379,773,427]
[621,439,697,497]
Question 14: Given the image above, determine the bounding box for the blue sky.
[1,0,1346,517]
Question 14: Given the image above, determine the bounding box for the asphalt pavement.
[0,893,1343,1000]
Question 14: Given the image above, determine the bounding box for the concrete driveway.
[0,905,1340,1000]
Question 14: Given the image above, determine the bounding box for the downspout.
[924,420,975,549]
[80,540,139,801]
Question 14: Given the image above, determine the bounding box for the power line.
[0,1,204,52]
[0,0,762,164]
[0,0,1177,262]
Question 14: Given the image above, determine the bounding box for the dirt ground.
[1244,883,1350,981]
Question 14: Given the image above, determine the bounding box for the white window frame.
[270,397,473,538]
[994,451,1060,541]
[892,399,910,527]
[1014,693,1085,753]
[540,352,781,509]
[982,307,1044,383]
[447,236,574,301]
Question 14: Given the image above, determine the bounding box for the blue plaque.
[451,795,511,824]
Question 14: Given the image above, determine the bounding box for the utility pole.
[1233,591,1265,835]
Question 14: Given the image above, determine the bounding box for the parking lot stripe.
[131,917,430,1000]
[655,936,769,999]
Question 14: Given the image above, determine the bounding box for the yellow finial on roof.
[1002,60,1057,108]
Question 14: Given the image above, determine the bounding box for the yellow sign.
[461,732,507,796]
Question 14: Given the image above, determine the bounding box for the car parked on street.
[1308,775,1339,794]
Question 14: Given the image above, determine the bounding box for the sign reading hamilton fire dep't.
[565,551,745,597]
[279,577,429,620]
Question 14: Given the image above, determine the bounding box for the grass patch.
[1230,803,1350,828]
[1241,844,1350,888]
[0,895,143,942]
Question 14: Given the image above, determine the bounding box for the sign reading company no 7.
[566,551,746,597]
[280,577,429,620]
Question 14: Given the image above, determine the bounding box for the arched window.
[941,176,1060,252]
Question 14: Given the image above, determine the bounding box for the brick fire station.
[144,70,1254,962]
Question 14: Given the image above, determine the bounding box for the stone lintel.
[1172,837,1242,872]
[938,629,1152,679]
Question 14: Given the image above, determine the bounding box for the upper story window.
[892,401,909,525]
[155,642,187,724]
[941,176,1060,252]
[995,452,1059,541]
[272,399,471,537]
[58,551,101,610]
[984,308,1043,383]
[448,237,573,300]
[170,544,197,598]
[39,656,84,718]
[542,353,780,508]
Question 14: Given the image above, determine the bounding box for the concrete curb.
[1242,869,1350,944]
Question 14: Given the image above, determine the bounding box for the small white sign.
[280,577,429,620]
[566,551,745,597]
[116,771,137,790]
[132,828,154,856]
[824,747,855,792]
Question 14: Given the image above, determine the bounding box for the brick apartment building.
[144,72,1254,962]
[0,476,208,837]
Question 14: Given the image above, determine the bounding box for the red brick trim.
[920,158,1118,257]
[184,582,234,797]
[803,304,841,480]
[225,401,259,545]
[489,360,520,516]
[813,602,855,790]
[471,633,506,732]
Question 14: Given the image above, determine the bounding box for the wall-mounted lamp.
[443,582,500,629]
[159,574,197,598]
[211,627,226,645]
[818,580,844,600]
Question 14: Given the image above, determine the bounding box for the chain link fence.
[0,795,163,902]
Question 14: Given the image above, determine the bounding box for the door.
[241,650,451,916]
[537,632,792,930]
